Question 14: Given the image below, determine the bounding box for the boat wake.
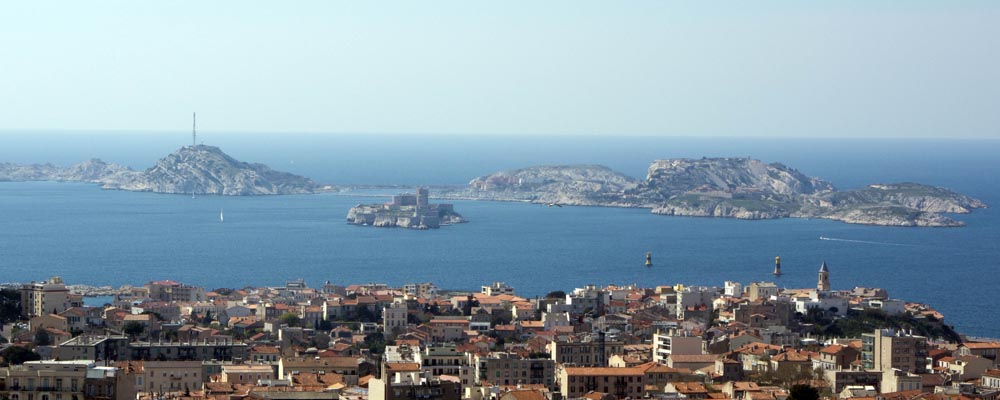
[818,236,916,247]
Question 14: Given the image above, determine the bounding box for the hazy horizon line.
[0,128,996,141]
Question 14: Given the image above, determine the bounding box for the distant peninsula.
[0,145,316,195]
[440,158,987,227]
[347,188,465,229]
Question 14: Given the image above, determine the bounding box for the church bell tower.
[817,260,830,291]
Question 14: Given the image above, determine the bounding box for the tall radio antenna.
[192,112,197,147]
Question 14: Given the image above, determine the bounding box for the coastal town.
[1,264,998,400]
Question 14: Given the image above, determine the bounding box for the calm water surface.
[1,136,998,337]
[1,181,998,337]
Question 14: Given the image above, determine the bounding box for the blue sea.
[1,134,998,337]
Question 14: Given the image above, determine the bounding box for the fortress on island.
[347,188,465,229]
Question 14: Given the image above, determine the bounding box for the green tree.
[279,312,302,327]
[123,321,145,338]
[545,291,566,299]
[363,332,386,355]
[356,307,377,323]
[0,289,21,324]
[318,319,333,331]
[34,329,52,346]
[462,295,479,316]
[789,385,819,400]
[0,346,42,366]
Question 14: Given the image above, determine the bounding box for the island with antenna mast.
[0,144,317,196]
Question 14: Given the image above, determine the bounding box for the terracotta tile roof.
[731,382,760,391]
[564,367,643,376]
[879,390,925,400]
[636,361,691,374]
[772,350,813,362]
[386,362,421,372]
[581,392,610,400]
[963,342,1000,350]
[394,339,421,347]
[669,354,719,363]
[429,319,469,325]
[748,392,781,400]
[281,356,361,369]
[60,308,87,317]
[501,390,547,400]
[290,372,345,388]
[251,345,280,354]
[821,344,847,354]
[669,382,708,394]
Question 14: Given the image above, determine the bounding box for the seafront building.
[2,268,999,400]
[20,276,82,318]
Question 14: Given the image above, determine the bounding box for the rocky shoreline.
[2,153,986,227]
[0,145,316,196]
[440,158,987,227]
[346,189,466,230]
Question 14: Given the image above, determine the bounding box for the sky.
[1,1,998,138]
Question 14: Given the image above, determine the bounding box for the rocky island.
[0,145,316,195]
[445,157,986,227]
[347,188,466,229]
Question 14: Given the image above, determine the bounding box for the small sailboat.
[220,209,224,223]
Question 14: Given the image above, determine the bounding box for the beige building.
[475,352,555,389]
[746,282,778,301]
[118,361,202,394]
[369,363,460,400]
[481,282,515,296]
[548,336,624,367]
[652,332,704,365]
[861,329,929,373]
[29,314,69,333]
[220,364,274,384]
[959,342,1000,366]
[278,356,363,385]
[559,367,645,399]
[21,277,79,318]
[982,369,1000,389]
[383,303,408,340]
[0,360,135,400]
[145,280,206,303]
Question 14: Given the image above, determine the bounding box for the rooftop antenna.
[192,112,197,147]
